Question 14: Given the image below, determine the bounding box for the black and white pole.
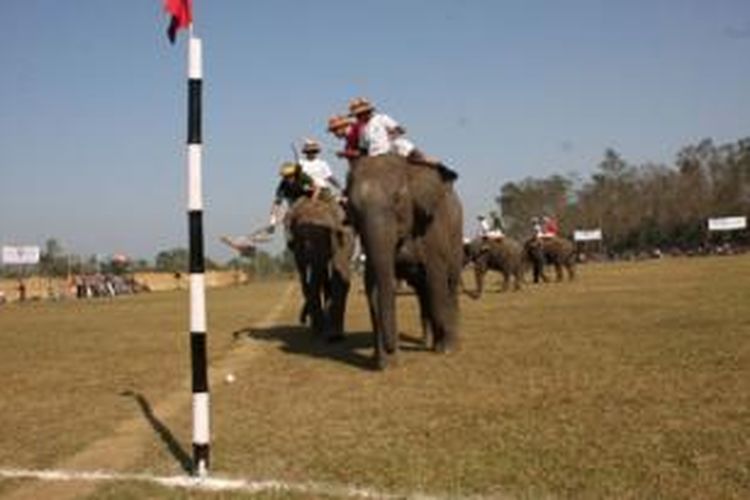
[187,34,210,477]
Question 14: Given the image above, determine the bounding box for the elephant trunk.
[361,217,399,368]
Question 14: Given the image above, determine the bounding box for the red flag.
[164,0,192,43]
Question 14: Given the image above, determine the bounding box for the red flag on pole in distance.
[165,0,193,43]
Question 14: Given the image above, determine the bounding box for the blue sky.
[1,0,749,261]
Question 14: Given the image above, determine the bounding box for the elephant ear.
[405,161,451,219]
[331,226,354,278]
[355,154,451,219]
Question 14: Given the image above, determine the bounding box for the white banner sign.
[573,229,603,242]
[707,216,747,232]
[2,245,41,265]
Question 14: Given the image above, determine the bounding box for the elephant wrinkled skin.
[347,154,463,369]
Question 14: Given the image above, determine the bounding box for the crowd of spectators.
[73,274,148,298]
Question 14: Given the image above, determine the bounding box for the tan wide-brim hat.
[349,97,374,116]
[301,139,321,153]
[279,162,298,177]
[327,115,351,132]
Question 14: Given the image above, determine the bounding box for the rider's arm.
[381,114,405,138]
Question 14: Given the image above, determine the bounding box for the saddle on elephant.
[285,195,342,232]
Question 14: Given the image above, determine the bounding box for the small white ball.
[224,373,236,384]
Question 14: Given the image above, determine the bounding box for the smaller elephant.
[286,197,353,340]
[524,236,576,282]
[463,237,524,298]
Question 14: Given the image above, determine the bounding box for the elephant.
[463,236,524,297]
[347,154,463,369]
[286,197,354,340]
[523,235,576,282]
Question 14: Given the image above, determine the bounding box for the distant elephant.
[524,236,576,282]
[348,154,463,369]
[286,197,354,340]
[463,236,524,297]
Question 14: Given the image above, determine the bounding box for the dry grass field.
[0,256,748,499]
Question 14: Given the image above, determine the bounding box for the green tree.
[155,248,189,273]
[39,238,69,277]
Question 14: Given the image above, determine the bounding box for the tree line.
[496,137,750,254]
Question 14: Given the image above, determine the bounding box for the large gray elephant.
[347,154,463,369]
[286,197,354,340]
[463,236,524,297]
[524,235,576,282]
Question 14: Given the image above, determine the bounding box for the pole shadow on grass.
[120,390,192,474]
[233,326,429,371]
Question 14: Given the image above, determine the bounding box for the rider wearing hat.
[269,162,319,226]
[327,115,365,161]
[348,97,458,181]
[477,212,504,240]
[541,215,559,238]
[299,138,342,192]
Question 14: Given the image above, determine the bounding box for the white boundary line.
[0,467,440,499]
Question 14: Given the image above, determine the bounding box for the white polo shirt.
[361,113,415,157]
[299,157,334,189]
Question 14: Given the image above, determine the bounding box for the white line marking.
[0,468,426,499]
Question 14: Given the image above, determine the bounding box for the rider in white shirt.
[477,214,504,240]
[298,139,342,192]
[361,113,416,157]
[348,97,457,181]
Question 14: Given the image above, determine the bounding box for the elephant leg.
[298,302,308,325]
[501,270,511,292]
[364,262,393,369]
[412,276,433,349]
[294,255,312,325]
[473,265,486,298]
[566,259,576,281]
[327,271,349,341]
[459,273,478,300]
[554,262,563,282]
[427,263,459,353]
[307,267,326,336]
[538,261,550,283]
[528,253,543,283]
[513,268,523,291]
[364,265,379,335]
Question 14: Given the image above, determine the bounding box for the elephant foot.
[421,335,432,351]
[433,337,458,354]
[374,354,388,371]
[298,303,309,325]
[373,351,398,370]
[384,335,398,355]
